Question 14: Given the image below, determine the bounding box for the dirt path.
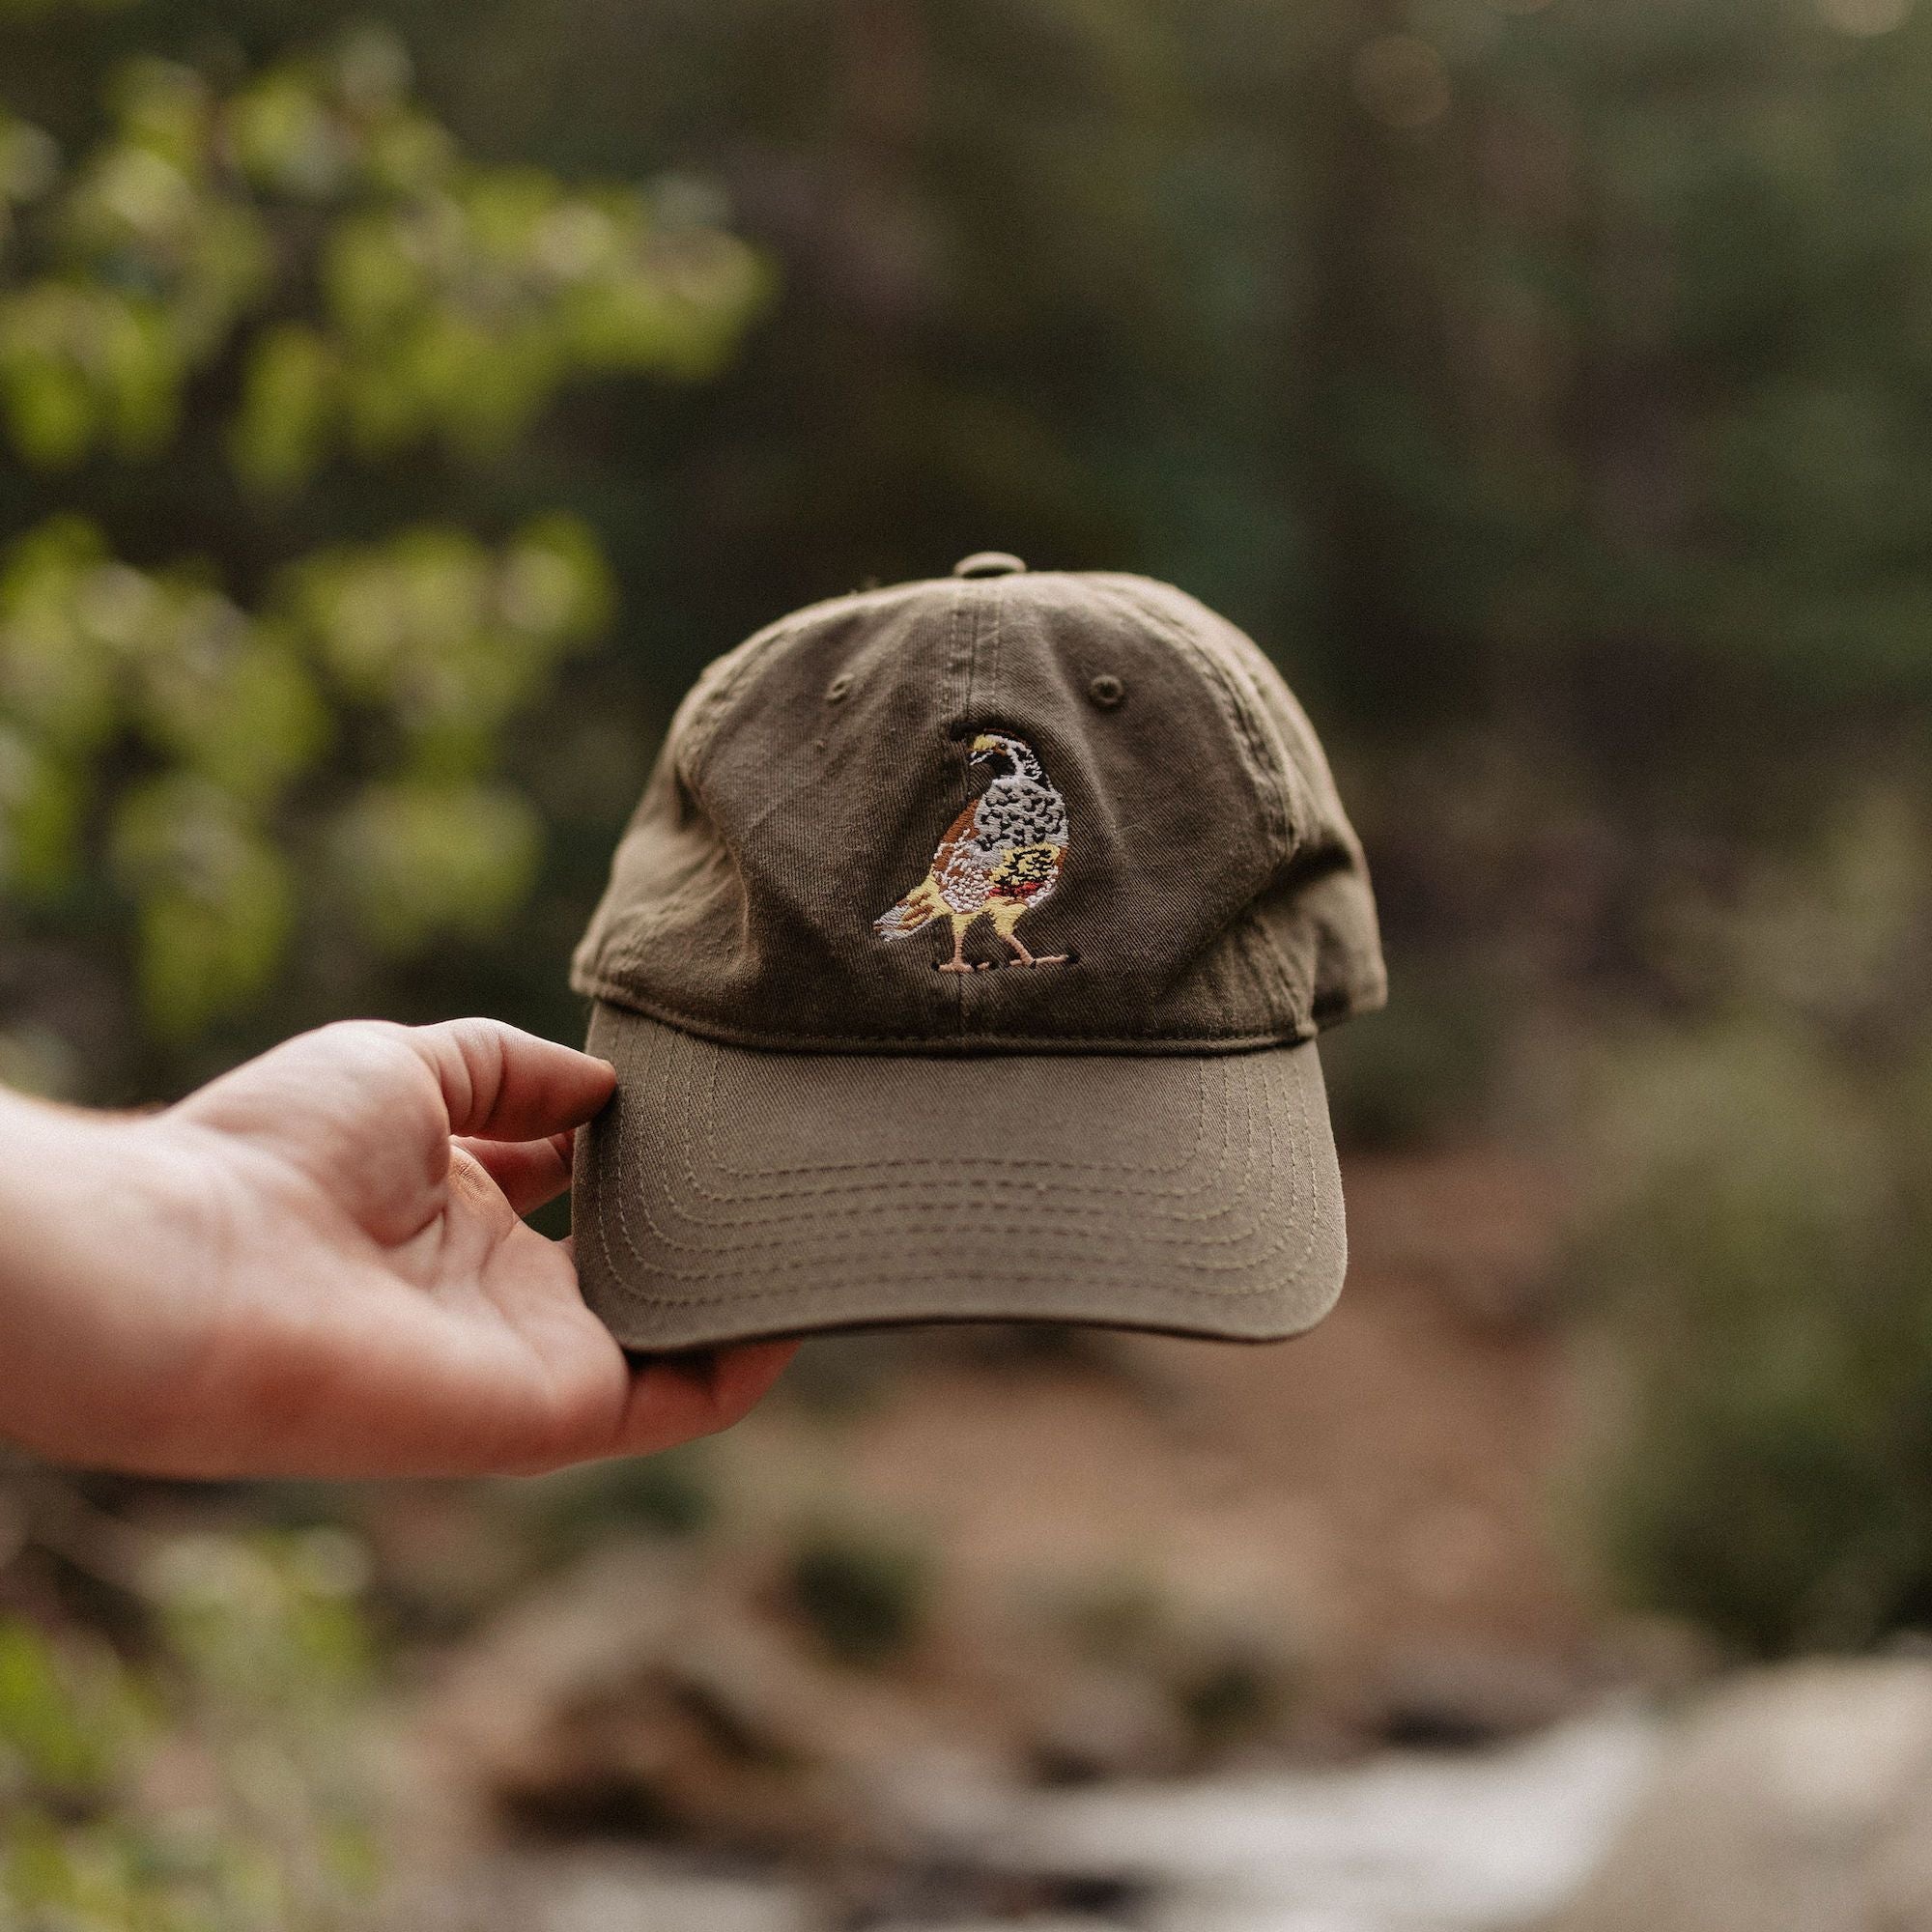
[705,1147,1596,1743]
[394,1144,1629,1929]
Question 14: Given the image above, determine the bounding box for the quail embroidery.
[874,732,1070,972]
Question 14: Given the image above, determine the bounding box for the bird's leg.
[999,923,1066,969]
[937,915,979,973]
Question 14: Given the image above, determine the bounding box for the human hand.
[0,1020,796,1479]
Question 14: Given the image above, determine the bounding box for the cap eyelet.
[953,552,1026,579]
[826,672,854,702]
[1088,673,1125,710]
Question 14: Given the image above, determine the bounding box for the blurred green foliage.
[1572,782,1932,1656]
[0,511,614,1036]
[0,37,763,474]
[1176,1647,1286,1756]
[517,1444,720,1571]
[0,17,764,1092]
[0,1528,381,1929]
[784,1522,934,1668]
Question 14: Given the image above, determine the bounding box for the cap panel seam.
[1102,582,1293,853]
[958,580,1006,1047]
[1176,596,1316,851]
[1232,913,1292,1018]
[591,832,726,976]
[580,614,806,987]
[679,633,784,800]
[679,613,803,780]
[1098,582,1304,1025]
[950,580,977,1042]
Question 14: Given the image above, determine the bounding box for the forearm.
[0,1088,193,1463]
[0,1021,788,1480]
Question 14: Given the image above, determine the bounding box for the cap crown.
[573,569,1384,1053]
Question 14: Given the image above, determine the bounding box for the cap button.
[952,551,1027,579]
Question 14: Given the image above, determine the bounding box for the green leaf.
[0,517,121,751]
[98,298,185,456]
[110,777,295,1036]
[328,779,541,954]
[132,601,331,805]
[230,322,342,492]
[109,59,213,175]
[0,1618,147,1801]
[280,523,604,773]
[0,726,82,894]
[501,513,616,641]
[226,70,354,199]
[322,213,427,342]
[0,117,61,205]
[1,344,96,467]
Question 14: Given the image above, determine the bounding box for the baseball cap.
[570,553,1385,1350]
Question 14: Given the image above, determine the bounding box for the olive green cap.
[571,554,1384,1350]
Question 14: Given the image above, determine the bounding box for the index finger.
[603,1342,802,1460]
[456,1130,577,1217]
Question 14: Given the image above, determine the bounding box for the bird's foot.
[937,960,977,974]
[1009,952,1067,968]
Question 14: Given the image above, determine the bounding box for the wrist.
[0,1090,218,1467]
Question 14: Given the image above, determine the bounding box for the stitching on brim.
[586,1030,1317,1308]
[587,1037,1279,1297]
[610,1023,1234,1220]
[689,1044,1214,1186]
[582,1013,1327,1309]
[665,1029,1268,1231]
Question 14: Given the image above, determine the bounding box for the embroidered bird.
[874,731,1070,973]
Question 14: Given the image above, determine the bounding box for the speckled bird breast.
[970,779,1068,854]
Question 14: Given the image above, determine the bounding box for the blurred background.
[3,0,1931,1926]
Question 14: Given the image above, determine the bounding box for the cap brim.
[573,1004,1348,1351]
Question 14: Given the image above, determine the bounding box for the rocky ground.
[359,1144,1699,1928]
[401,1706,1665,1932]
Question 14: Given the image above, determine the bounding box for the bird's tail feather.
[874,874,946,938]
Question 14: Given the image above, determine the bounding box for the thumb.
[405,1020,615,1142]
